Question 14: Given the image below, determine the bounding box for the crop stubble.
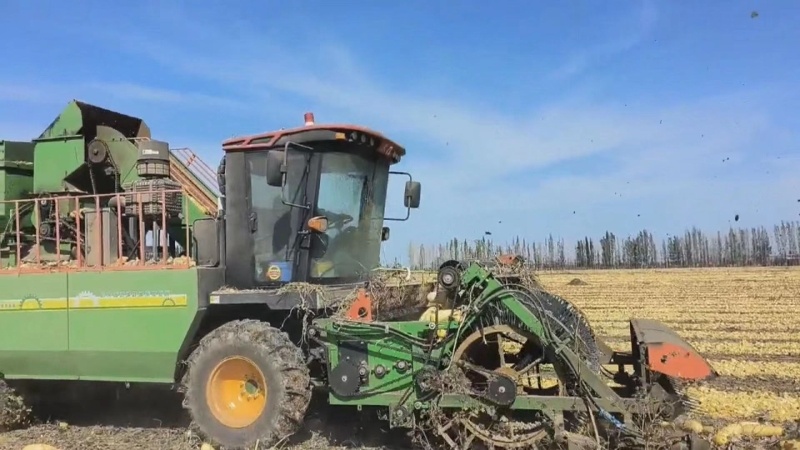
[538,265,800,424]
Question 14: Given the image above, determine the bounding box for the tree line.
[399,221,800,270]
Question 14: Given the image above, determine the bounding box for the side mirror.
[385,171,420,222]
[381,226,390,241]
[265,150,285,187]
[404,181,421,209]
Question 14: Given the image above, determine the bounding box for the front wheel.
[182,319,312,449]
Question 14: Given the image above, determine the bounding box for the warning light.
[304,112,315,126]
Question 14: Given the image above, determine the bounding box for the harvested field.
[537,266,800,428]
[2,266,799,449]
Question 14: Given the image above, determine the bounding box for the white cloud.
[550,0,658,80]
[0,84,53,104]
[0,80,248,112]
[81,82,250,111]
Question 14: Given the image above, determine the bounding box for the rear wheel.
[182,319,312,449]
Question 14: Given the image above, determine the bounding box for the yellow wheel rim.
[206,356,268,428]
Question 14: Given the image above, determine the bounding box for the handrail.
[168,148,219,216]
[0,189,194,273]
[170,148,220,195]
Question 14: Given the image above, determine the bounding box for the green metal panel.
[0,268,200,382]
[32,100,151,194]
[0,140,35,197]
[94,125,142,186]
[0,272,70,379]
[191,199,216,227]
[30,138,84,193]
[33,100,84,193]
[67,268,199,383]
[0,140,35,221]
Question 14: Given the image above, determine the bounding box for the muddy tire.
[182,319,312,449]
[0,379,31,432]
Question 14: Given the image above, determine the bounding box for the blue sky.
[1,1,799,264]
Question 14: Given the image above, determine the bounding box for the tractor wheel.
[0,379,31,431]
[182,319,312,449]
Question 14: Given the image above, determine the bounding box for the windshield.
[311,151,389,280]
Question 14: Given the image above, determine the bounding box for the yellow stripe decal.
[0,295,188,311]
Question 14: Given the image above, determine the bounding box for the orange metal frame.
[1,188,193,275]
[645,342,717,381]
[345,288,374,322]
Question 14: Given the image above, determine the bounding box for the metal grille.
[123,179,183,217]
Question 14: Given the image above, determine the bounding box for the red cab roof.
[222,114,406,163]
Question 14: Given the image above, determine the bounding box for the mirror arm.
[384,206,411,222]
[384,171,414,222]
[279,141,313,210]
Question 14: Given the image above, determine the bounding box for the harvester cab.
[215,112,421,289]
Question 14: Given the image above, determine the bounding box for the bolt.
[341,375,348,382]
[498,386,506,394]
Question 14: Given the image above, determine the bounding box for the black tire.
[0,379,31,432]
[181,319,312,449]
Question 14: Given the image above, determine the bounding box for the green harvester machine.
[0,101,718,449]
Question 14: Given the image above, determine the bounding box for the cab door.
[239,149,314,286]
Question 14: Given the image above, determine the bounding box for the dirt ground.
[0,387,411,450]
